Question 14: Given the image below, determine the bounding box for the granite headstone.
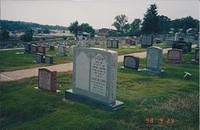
[65,47,124,110]
[38,68,57,92]
[146,46,163,73]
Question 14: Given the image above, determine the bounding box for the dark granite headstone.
[38,68,57,92]
[124,56,139,70]
[36,53,45,64]
[167,49,182,64]
[24,44,31,53]
[49,45,55,51]
[172,40,191,53]
[195,47,199,64]
[106,39,119,48]
[45,56,53,64]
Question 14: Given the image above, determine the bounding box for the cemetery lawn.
[0,49,72,72]
[0,50,198,129]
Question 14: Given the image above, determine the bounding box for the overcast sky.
[1,0,199,29]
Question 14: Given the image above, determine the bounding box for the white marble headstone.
[73,47,118,105]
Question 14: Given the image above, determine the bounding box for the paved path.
[0,48,23,51]
[0,48,173,82]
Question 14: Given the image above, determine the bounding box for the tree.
[141,4,159,34]
[20,29,33,42]
[170,16,199,33]
[158,15,171,34]
[68,21,95,38]
[79,23,95,37]
[43,29,50,34]
[68,21,79,37]
[129,19,141,36]
[0,30,10,41]
[112,14,130,36]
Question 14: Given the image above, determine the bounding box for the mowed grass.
[0,49,72,72]
[0,50,198,129]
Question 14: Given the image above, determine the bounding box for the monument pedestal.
[65,89,124,111]
[144,68,164,74]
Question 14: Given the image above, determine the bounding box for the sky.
[1,0,199,29]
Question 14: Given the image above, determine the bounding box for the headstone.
[106,40,112,48]
[36,53,45,64]
[49,45,55,51]
[141,35,153,48]
[31,44,38,53]
[106,39,119,48]
[194,47,199,64]
[65,47,124,110]
[45,56,53,64]
[130,40,136,46]
[164,39,174,47]
[38,68,57,92]
[167,49,182,64]
[123,56,139,70]
[172,40,191,53]
[146,46,163,73]
[175,32,184,41]
[24,43,31,53]
[58,45,67,56]
[38,46,46,54]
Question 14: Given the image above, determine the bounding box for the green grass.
[0,49,72,72]
[0,50,198,129]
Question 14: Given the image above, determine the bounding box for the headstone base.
[144,68,164,74]
[191,59,199,64]
[34,87,60,93]
[65,89,124,111]
[120,66,140,71]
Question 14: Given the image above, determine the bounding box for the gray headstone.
[45,56,53,64]
[58,45,67,56]
[124,56,139,70]
[106,39,119,48]
[146,46,163,73]
[38,68,57,92]
[65,47,124,110]
[141,35,153,48]
[36,53,45,64]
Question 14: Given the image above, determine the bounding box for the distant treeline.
[0,20,67,31]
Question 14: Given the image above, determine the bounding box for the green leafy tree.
[170,16,199,33]
[68,21,95,37]
[141,4,159,34]
[43,29,50,34]
[79,23,95,37]
[112,14,130,36]
[68,21,80,37]
[129,19,141,36]
[158,15,171,34]
[0,30,10,41]
[20,29,33,42]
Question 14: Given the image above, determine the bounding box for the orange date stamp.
[145,117,175,126]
